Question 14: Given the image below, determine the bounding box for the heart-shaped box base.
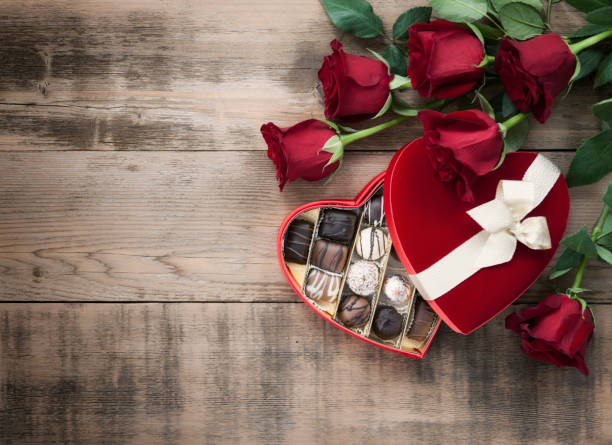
[278,172,440,358]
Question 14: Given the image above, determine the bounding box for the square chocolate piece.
[310,239,348,273]
[305,269,341,303]
[318,210,357,243]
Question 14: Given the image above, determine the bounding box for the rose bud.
[494,34,576,124]
[261,119,341,191]
[417,109,503,203]
[407,20,485,99]
[318,40,393,122]
[505,294,594,376]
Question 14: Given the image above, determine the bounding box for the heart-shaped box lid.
[384,138,570,334]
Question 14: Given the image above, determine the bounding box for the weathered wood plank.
[0,151,609,302]
[0,303,610,445]
[0,0,608,152]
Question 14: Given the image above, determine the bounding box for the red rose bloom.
[407,20,484,99]
[261,119,339,191]
[495,34,576,124]
[318,40,392,122]
[417,109,503,203]
[506,294,594,375]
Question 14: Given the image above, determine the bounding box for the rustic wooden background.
[0,1,610,444]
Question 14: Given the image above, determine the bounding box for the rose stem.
[569,28,612,54]
[569,199,610,294]
[499,112,529,133]
[339,116,411,146]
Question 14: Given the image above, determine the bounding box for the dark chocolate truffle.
[311,239,348,273]
[365,195,385,226]
[305,269,341,303]
[406,298,436,343]
[284,219,313,264]
[318,209,357,243]
[338,295,371,327]
[373,307,403,340]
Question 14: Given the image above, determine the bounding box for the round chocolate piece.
[383,275,410,304]
[338,295,371,327]
[373,307,403,340]
[355,227,387,261]
[346,260,379,296]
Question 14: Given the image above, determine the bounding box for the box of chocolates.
[278,138,569,357]
[278,171,440,358]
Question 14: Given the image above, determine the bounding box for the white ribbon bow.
[467,179,552,269]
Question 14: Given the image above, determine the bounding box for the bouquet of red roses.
[262,0,612,375]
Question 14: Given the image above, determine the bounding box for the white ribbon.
[466,179,551,269]
[409,154,561,301]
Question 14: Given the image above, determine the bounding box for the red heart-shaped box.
[278,138,569,357]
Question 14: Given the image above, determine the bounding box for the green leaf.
[321,0,384,38]
[574,49,605,81]
[604,183,612,207]
[499,3,545,40]
[596,245,612,264]
[391,94,419,117]
[491,92,517,120]
[383,45,407,76]
[595,53,612,87]
[549,247,583,279]
[466,22,485,46]
[567,23,610,38]
[561,226,599,258]
[428,0,488,22]
[491,0,544,12]
[565,0,610,13]
[593,98,612,126]
[473,22,505,39]
[392,6,432,40]
[586,6,612,24]
[566,129,612,187]
[503,117,529,152]
[389,74,411,90]
[598,231,612,248]
[367,48,390,69]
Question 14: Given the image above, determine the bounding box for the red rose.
[318,40,392,122]
[417,109,503,203]
[407,20,484,99]
[506,294,594,375]
[494,34,576,124]
[261,119,340,191]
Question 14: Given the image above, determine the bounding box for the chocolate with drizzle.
[338,295,371,327]
[283,219,313,264]
[311,239,348,274]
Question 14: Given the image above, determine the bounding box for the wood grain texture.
[0,0,609,152]
[1,303,610,445]
[0,151,609,302]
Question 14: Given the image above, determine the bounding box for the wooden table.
[0,1,610,443]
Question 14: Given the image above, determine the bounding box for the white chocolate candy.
[347,260,379,296]
[356,227,388,261]
[383,275,410,304]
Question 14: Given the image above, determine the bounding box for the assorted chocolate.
[282,189,438,354]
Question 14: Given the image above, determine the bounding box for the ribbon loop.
[467,179,551,269]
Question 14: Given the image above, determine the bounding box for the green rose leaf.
[596,245,612,264]
[595,53,612,87]
[598,231,612,248]
[561,226,599,258]
[575,49,605,81]
[565,0,610,13]
[549,247,583,279]
[321,0,384,38]
[492,92,518,120]
[476,91,495,118]
[491,0,543,12]
[566,129,612,187]
[473,22,505,39]
[586,6,612,25]
[383,44,408,76]
[568,23,610,38]
[604,183,612,207]
[390,95,420,117]
[499,3,545,40]
[392,6,432,40]
[429,0,488,23]
[593,98,612,126]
